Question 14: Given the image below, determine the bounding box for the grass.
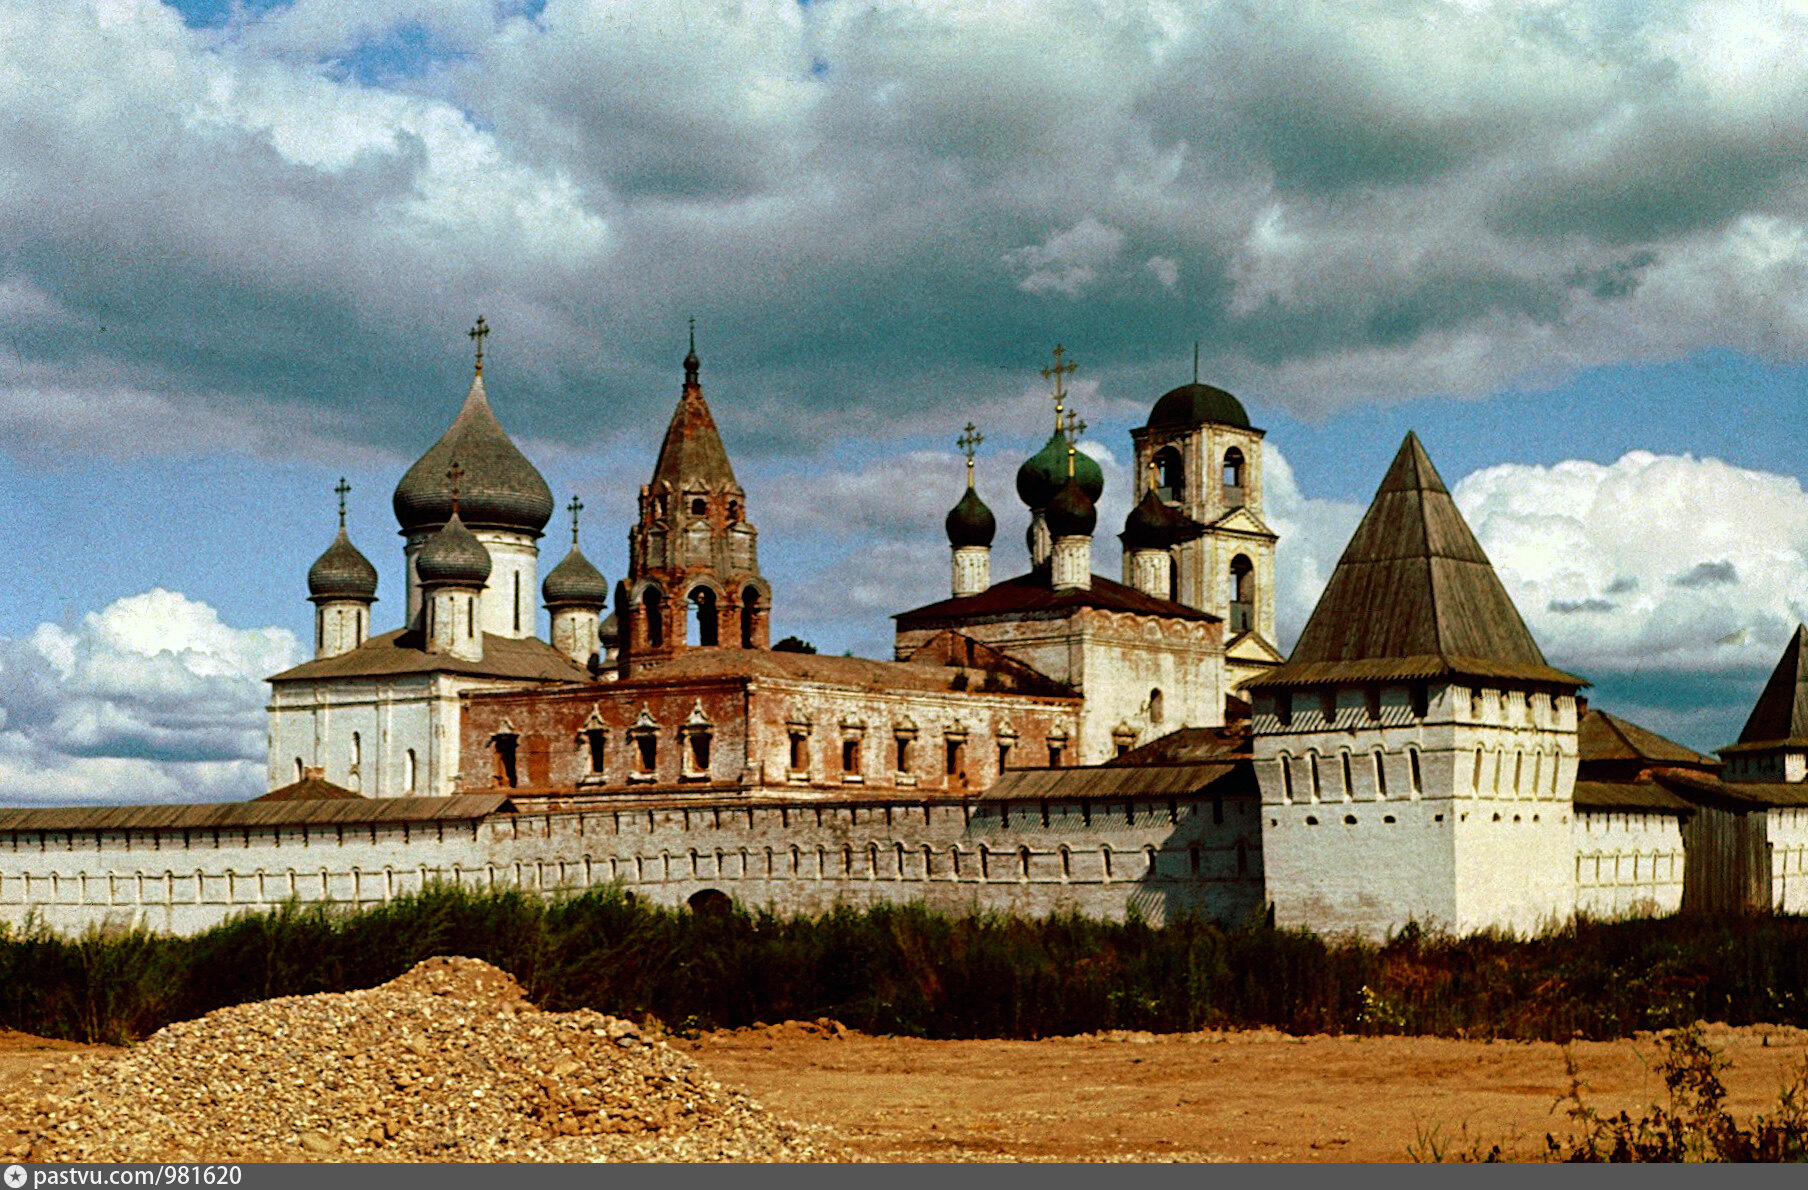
[4,887,1808,1046]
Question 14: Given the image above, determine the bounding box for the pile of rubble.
[2,957,849,1162]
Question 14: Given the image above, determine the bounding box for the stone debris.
[0,957,851,1163]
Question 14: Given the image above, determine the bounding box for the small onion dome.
[1015,431,1104,508]
[307,529,379,604]
[542,546,609,609]
[944,486,996,548]
[393,375,555,538]
[1147,382,1250,430]
[1045,475,1098,538]
[415,511,492,587]
[1121,488,1196,550]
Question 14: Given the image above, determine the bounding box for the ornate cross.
[1040,344,1077,429]
[567,495,584,546]
[957,423,983,487]
[1062,409,1087,442]
[468,316,490,375]
[446,460,464,517]
[334,477,351,529]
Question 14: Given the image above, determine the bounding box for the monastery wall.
[1771,805,1808,913]
[0,791,1264,937]
[1572,809,1686,920]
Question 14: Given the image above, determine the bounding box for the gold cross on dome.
[334,477,351,528]
[446,460,464,517]
[567,495,584,546]
[468,316,490,375]
[1062,409,1087,442]
[1040,344,1077,430]
[957,422,983,486]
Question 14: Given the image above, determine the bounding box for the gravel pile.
[2,957,850,1163]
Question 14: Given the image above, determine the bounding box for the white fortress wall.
[1771,804,1808,913]
[1573,809,1686,920]
[0,793,1264,937]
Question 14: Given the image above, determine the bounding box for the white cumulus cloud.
[0,589,299,806]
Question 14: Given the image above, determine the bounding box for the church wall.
[0,792,1263,936]
[459,678,1080,797]
[1573,809,1686,919]
[403,530,540,639]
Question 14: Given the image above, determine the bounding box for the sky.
[5,0,1808,804]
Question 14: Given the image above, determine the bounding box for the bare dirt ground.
[6,1021,1807,1162]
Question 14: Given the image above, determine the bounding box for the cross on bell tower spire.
[468,316,489,377]
[334,477,351,529]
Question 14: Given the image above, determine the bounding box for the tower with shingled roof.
[1244,432,1587,937]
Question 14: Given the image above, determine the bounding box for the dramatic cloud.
[4,0,1808,462]
[0,590,298,805]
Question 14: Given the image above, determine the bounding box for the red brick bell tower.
[620,325,771,676]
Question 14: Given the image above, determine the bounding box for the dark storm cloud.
[6,0,1808,462]
[1671,560,1739,589]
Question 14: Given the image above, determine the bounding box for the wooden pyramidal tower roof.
[1723,624,1808,752]
[1246,432,1583,689]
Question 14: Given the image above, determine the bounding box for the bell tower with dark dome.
[1128,353,1281,688]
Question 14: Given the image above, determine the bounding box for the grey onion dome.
[307,529,378,603]
[542,546,609,608]
[415,511,492,587]
[945,486,996,548]
[1121,488,1196,551]
[393,375,555,538]
[1045,475,1098,538]
[1147,382,1250,430]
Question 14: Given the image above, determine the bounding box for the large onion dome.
[416,511,492,587]
[1045,475,1098,539]
[1015,431,1104,508]
[393,375,554,538]
[307,529,379,604]
[543,547,609,608]
[1147,382,1250,430]
[1121,488,1197,551]
[944,487,996,548]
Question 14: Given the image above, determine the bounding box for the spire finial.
[1041,344,1077,432]
[1066,440,1076,479]
[334,477,351,530]
[1147,455,1160,494]
[468,316,489,377]
[446,459,464,518]
[683,315,700,387]
[1193,340,1199,384]
[958,423,983,489]
[567,494,584,547]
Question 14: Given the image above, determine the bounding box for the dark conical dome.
[543,546,609,608]
[1016,431,1104,508]
[307,529,378,603]
[1045,475,1098,538]
[1121,488,1196,550]
[945,486,996,548]
[393,375,554,537]
[416,511,492,587]
[1147,382,1250,430]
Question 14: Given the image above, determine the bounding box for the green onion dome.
[1015,431,1104,509]
[944,486,997,548]
[1045,475,1098,538]
[307,529,378,604]
[415,511,492,587]
[542,546,609,609]
[1121,488,1197,550]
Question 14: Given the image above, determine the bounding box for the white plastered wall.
[1573,809,1686,919]
[404,529,540,639]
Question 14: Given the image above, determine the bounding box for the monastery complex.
[4,325,1807,938]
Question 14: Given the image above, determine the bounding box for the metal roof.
[0,796,511,834]
[270,628,590,684]
[982,762,1247,801]
[895,572,1218,628]
[1572,780,1694,814]
[1579,709,1718,768]
[1724,625,1808,753]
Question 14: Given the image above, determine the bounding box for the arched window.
[690,497,707,517]
[1531,750,1543,797]
[1373,749,1388,798]
[294,757,305,783]
[1101,845,1114,881]
[1222,447,1245,503]
[1149,688,1164,724]
[1307,751,1322,802]
[404,749,417,793]
[1513,750,1524,796]
[1229,555,1254,633]
[1407,747,1423,796]
[1340,751,1354,800]
[1473,747,1484,794]
[688,587,718,647]
[1154,446,1185,503]
[1280,752,1295,802]
[643,587,665,649]
[1018,846,1031,880]
[740,586,761,648]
